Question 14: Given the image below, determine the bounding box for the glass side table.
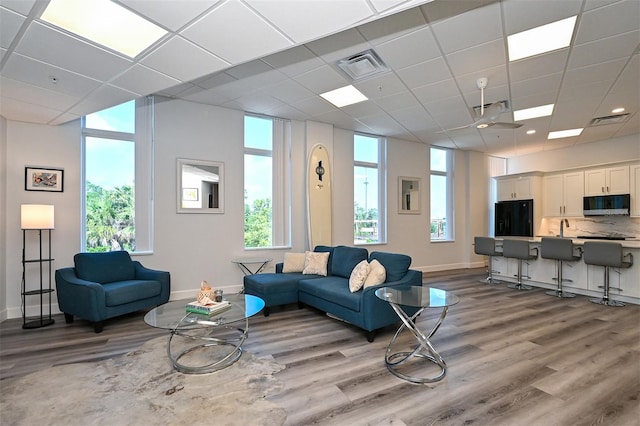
[375,286,460,383]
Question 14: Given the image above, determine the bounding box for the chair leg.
[590,266,625,307]
[64,313,74,324]
[93,322,104,333]
[480,256,501,284]
[263,306,271,317]
[366,330,376,343]
[508,259,532,290]
[545,260,576,298]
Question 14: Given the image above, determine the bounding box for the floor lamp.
[21,204,56,329]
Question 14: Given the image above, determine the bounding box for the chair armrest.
[55,267,106,321]
[133,261,171,303]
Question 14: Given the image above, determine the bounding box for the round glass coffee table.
[144,293,264,374]
[375,286,459,383]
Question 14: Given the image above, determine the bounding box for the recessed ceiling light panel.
[513,104,554,121]
[320,85,368,108]
[41,0,168,58]
[508,16,577,61]
[548,128,583,139]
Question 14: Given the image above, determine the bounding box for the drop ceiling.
[1,0,638,158]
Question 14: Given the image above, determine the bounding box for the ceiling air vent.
[590,113,630,126]
[337,49,388,81]
[472,100,510,115]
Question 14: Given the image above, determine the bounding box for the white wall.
[507,134,640,174]
[0,115,7,321]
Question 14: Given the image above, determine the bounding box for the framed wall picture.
[399,176,421,214]
[25,167,64,192]
[182,188,199,201]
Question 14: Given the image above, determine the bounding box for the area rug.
[0,336,287,426]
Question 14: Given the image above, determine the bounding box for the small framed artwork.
[25,167,64,192]
[182,188,199,201]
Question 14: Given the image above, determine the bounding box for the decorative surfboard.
[307,144,332,249]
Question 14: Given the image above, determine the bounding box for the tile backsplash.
[539,216,640,239]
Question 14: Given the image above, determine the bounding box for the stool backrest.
[503,239,537,260]
[474,237,500,256]
[583,241,624,267]
[541,237,578,261]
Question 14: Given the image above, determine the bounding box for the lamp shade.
[21,204,55,229]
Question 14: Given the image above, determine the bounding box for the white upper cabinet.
[584,166,630,196]
[631,164,640,217]
[543,171,584,217]
[497,176,537,201]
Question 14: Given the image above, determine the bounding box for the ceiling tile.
[509,50,569,83]
[16,22,132,81]
[0,76,78,111]
[412,78,459,104]
[305,28,371,68]
[373,91,422,111]
[69,84,138,116]
[181,1,292,64]
[111,64,181,96]
[562,58,628,89]
[430,2,502,54]
[293,64,349,94]
[2,53,101,97]
[510,73,562,99]
[261,79,316,104]
[396,57,451,89]
[358,7,427,45]
[180,86,230,105]
[374,27,440,69]
[246,0,374,43]
[293,96,336,116]
[141,36,229,82]
[446,39,506,77]
[260,46,326,78]
[120,0,217,31]
[0,7,24,49]
[0,95,65,123]
[0,0,36,15]
[569,30,640,69]
[354,72,407,99]
[576,0,640,44]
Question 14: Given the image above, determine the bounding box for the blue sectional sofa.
[244,245,422,342]
[56,251,170,333]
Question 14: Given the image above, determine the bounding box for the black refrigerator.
[495,199,533,237]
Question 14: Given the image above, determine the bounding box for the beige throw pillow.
[349,260,370,292]
[282,252,306,273]
[303,251,329,276]
[364,259,386,287]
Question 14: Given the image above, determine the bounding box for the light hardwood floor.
[1,268,639,425]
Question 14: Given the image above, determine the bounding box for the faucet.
[560,218,569,238]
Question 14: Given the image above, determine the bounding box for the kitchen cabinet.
[631,164,640,216]
[584,166,629,196]
[496,175,540,201]
[542,171,584,217]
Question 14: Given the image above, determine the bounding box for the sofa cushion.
[74,251,135,284]
[349,260,370,292]
[282,252,306,273]
[303,251,329,276]
[244,272,307,294]
[364,259,386,288]
[331,246,369,279]
[314,245,335,276]
[369,251,411,282]
[299,277,361,311]
[102,279,161,306]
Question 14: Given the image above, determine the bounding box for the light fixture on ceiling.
[526,129,536,135]
[336,49,388,81]
[320,85,368,108]
[508,16,577,61]
[40,0,168,58]
[612,107,625,114]
[548,128,583,139]
[513,104,554,121]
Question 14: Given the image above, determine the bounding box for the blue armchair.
[55,251,170,333]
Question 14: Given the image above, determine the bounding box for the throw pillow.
[303,251,329,276]
[282,252,306,273]
[364,259,386,287]
[349,260,370,292]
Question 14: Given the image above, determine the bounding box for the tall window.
[82,98,153,253]
[430,147,453,241]
[244,115,291,249]
[354,133,386,245]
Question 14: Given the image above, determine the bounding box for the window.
[430,147,453,241]
[82,98,154,253]
[354,133,386,244]
[244,115,291,249]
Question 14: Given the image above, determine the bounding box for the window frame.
[430,146,454,242]
[353,132,387,245]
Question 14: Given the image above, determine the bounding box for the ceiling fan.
[439,77,523,132]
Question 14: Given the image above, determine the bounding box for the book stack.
[185,300,231,316]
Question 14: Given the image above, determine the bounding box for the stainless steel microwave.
[583,194,630,216]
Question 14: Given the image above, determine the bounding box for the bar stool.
[502,239,538,290]
[474,236,502,284]
[540,237,582,298]
[584,241,634,307]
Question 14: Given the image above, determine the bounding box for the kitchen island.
[491,237,640,304]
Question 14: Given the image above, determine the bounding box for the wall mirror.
[399,176,421,214]
[177,159,224,214]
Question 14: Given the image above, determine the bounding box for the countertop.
[495,236,640,249]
